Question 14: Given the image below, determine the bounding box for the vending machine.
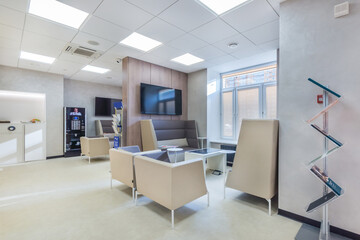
[64,107,86,157]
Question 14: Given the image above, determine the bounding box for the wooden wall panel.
[150,64,172,87]
[122,57,188,149]
[124,57,151,147]
[150,64,172,120]
[171,70,188,120]
[121,57,129,146]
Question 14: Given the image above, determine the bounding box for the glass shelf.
[309,165,344,196]
[307,146,340,166]
[306,192,338,213]
[306,98,340,123]
[308,78,341,98]
[311,124,343,147]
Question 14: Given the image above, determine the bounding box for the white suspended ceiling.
[0,0,281,86]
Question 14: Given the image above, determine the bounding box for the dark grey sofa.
[140,119,200,159]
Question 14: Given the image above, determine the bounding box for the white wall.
[64,79,122,137]
[0,65,64,157]
[188,69,207,137]
[279,0,360,234]
[0,91,46,122]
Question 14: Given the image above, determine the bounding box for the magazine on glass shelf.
[310,124,343,147]
[306,191,337,213]
[310,165,344,196]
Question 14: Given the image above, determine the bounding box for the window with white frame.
[221,63,277,139]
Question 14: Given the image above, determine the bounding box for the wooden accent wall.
[122,57,188,148]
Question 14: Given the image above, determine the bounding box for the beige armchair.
[225,119,279,215]
[134,155,209,228]
[109,146,161,200]
[80,137,110,164]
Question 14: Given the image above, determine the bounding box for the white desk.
[185,148,236,195]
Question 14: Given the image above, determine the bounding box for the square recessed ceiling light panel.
[120,32,162,52]
[82,65,110,74]
[197,0,252,15]
[29,0,89,29]
[20,51,55,64]
[171,53,204,66]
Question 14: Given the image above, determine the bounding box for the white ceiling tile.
[242,20,279,45]
[212,33,256,54]
[158,0,216,32]
[21,31,67,57]
[0,35,21,50]
[126,0,178,15]
[230,44,263,59]
[0,0,28,12]
[58,52,94,65]
[147,44,183,61]
[91,56,123,72]
[94,50,126,67]
[137,53,165,66]
[167,34,208,52]
[0,5,25,29]
[0,24,22,49]
[106,44,144,59]
[57,0,103,14]
[190,18,237,44]
[25,15,78,42]
[207,54,237,67]
[72,32,116,52]
[160,61,188,73]
[221,0,278,32]
[191,45,226,61]
[48,59,86,78]
[81,16,132,43]
[0,48,19,67]
[86,59,120,73]
[94,0,154,31]
[137,17,185,43]
[258,39,279,51]
[18,59,52,72]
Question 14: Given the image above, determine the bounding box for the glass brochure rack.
[302,78,344,240]
[112,101,123,148]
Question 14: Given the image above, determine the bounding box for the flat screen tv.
[95,97,122,116]
[141,83,182,115]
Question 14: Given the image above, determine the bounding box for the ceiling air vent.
[62,43,102,59]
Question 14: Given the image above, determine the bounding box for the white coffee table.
[185,148,236,195]
[185,148,226,182]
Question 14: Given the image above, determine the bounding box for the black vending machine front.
[64,107,86,157]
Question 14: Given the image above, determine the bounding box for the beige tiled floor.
[0,157,301,240]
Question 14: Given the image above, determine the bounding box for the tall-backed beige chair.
[134,155,209,228]
[140,120,158,151]
[225,119,279,215]
[80,137,110,164]
[109,146,161,200]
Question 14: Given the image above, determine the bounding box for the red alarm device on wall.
[317,94,323,104]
